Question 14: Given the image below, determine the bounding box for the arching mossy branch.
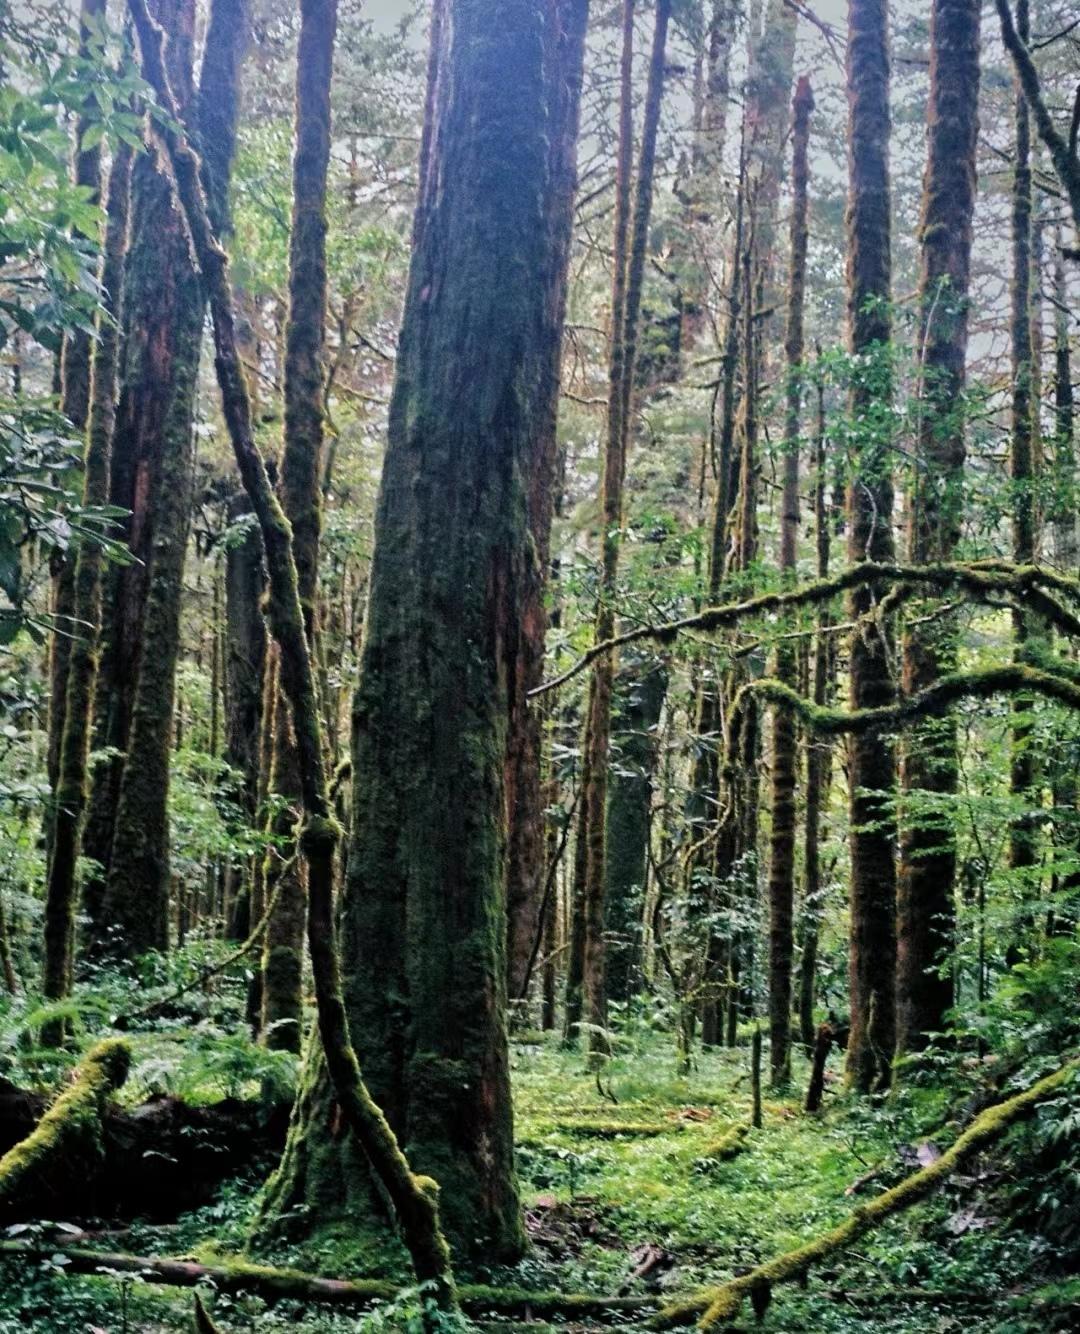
[531,561,1080,697]
[126,0,457,1311]
[0,1039,130,1222]
[732,662,1080,739]
[657,1056,1080,1331]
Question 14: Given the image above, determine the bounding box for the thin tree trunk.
[42,139,133,1027]
[767,75,812,1088]
[582,0,671,1064]
[844,0,896,1094]
[896,0,980,1057]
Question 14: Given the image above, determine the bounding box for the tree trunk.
[87,0,247,957]
[258,0,588,1263]
[896,0,980,1057]
[42,138,133,1025]
[504,0,588,1009]
[581,0,671,1064]
[844,0,897,1093]
[766,75,812,1088]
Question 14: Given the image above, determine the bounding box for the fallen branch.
[0,1242,661,1321]
[655,1056,1080,1330]
[0,1040,130,1222]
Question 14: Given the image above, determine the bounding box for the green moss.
[0,1039,131,1220]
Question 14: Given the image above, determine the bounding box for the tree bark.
[259,0,588,1263]
[895,0,980,1057]
[766,74,812,1088]
[581,0,671,1064]
[844,0,897,1094]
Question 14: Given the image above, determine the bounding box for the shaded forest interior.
[2,0,1080,1330]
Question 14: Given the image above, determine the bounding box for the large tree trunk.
[259,0,588,1263]
[87,0,247,957]
[766,75,812,1088]
[844,0,897,1093]
[895,0,980,1057]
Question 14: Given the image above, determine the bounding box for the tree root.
[655,1056,1080,1330]
[0,1241,662,1321]
[0,1039,130,1222]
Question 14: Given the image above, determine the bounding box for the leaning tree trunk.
[896,0,980,1058]
[258,0,589,1263]
[844,0,897,1094]
[766,74,812,1088]
[581,0,671,1064]
[259,0,340,1055]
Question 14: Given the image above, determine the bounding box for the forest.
[0,0,1079,1329]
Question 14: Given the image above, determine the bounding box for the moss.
[0,1039,131,1220]
[697,1123,749,1163]
[656,1056,1080,1331]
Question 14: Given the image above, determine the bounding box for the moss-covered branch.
[0,1039,130,1221]
[531,561,1080,697]
[0,1242,660,1321]
[656,1056,1080,1330]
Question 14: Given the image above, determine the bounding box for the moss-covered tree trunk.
[223,490,267,941]
[766,75,812,1088]
[258,0,339,1055]
[46,0,107,867]
[42,138,133,1025]
[844,0,896,1093]
[1007,0,1040,900]
[581,0,670,1063]
[895,0,980,1057]
[260,0,587,1262]
[798,364,834,1050]
[95,0,247,960]
[605,657,667,1004]
[504,0,588,1010]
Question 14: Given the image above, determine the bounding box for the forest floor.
[0,1026,1075,1333]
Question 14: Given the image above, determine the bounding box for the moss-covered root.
[0,1039,130,1221]
[657,1056,1080,1331]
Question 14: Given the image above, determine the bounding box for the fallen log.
[0,1039,130,1223]
[0,1241,662,1321]
[655,1056,1080,1331]
[0,1069,285,1222]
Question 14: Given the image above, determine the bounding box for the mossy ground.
[0,1030,1073,1332]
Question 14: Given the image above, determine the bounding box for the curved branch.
[532,562,1080,697]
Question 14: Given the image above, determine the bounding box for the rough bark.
[42,139,132,1023]
[258,0,588,1264]
[896,0,980,1057]
[766,75,812,1088]
[582,0,671,1062]
[844,0,897,1093]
